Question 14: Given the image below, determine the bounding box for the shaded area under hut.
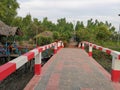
[0,20,23,62]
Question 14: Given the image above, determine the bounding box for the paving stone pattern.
[35,48,115,90]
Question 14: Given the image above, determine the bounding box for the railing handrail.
[81,41,120,57]
[78,41,120,83]
[0,41,64,82]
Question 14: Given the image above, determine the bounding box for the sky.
[17,0,120,31]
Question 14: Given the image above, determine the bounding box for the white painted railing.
[78,41,120,83]
[0,41,64,82]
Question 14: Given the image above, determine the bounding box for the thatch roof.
[0,20,22,36]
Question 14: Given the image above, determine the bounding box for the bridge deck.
[25,48,120,90]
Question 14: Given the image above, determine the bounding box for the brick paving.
[25,48,120,90]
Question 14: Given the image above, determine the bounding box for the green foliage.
[56,18,73,42]
[96,25,112,41]
[76,29,88,41]
[37,36,53,46]
[42,17,56,31]
[92,50,112,73]
[0,0,19,25]
[60,31,72,42]
[75,21,84,31]
[20,14,32,40]
[1,0,120,75]
[53,31,60,40]
[75,19,116,43]
[0,0,118,47]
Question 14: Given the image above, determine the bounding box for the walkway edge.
[84,50,120,90]
[24,49,120,90]
[24,50,61,90]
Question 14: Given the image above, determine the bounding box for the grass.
[85,41,120,73]
[92,50,112,73]
[95,41,120,51]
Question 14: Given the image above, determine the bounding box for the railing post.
[58,41,61,50]
[54,42,58,54]
[88,44,93,57]
[81,42,84,49]
[78,43,81,48]
[60,41,62,49]
[34,50,42,75]
[59,41,62,49]
[61,42,64,48]
[111,55,120,82]
[59,41,64,49]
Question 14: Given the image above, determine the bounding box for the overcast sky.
[17,0,120,31]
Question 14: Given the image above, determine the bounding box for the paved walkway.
[25,48,120,90]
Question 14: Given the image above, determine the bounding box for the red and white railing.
[0,41,64,82]
[78,41,120,83]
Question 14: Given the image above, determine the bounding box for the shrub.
[37,36,53,46]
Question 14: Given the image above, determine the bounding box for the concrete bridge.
[0,41,120,90]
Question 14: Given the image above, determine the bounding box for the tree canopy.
[0,0,19,25]
[0,0,118,46]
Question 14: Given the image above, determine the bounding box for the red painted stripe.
[106,49,111,55]
[90,43,92,46]
[88,52,92,57]
[58,47,61,51]
[23,52,34,61]
[111,69,120,82]
[45,46,47,49]
[34,64,41,75]
[99,47,103,51]
[118,55,120,60]
[0,62,16,81]
[37,47,43,52]
[24,52,57,90]
[49,45,51,48]
[81,46,84,49]
[94,45,96,49]
[57,47,59,51]
[54,49,57,54]
[46,73,60,90]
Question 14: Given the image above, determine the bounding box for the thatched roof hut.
[0,20,22,37]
